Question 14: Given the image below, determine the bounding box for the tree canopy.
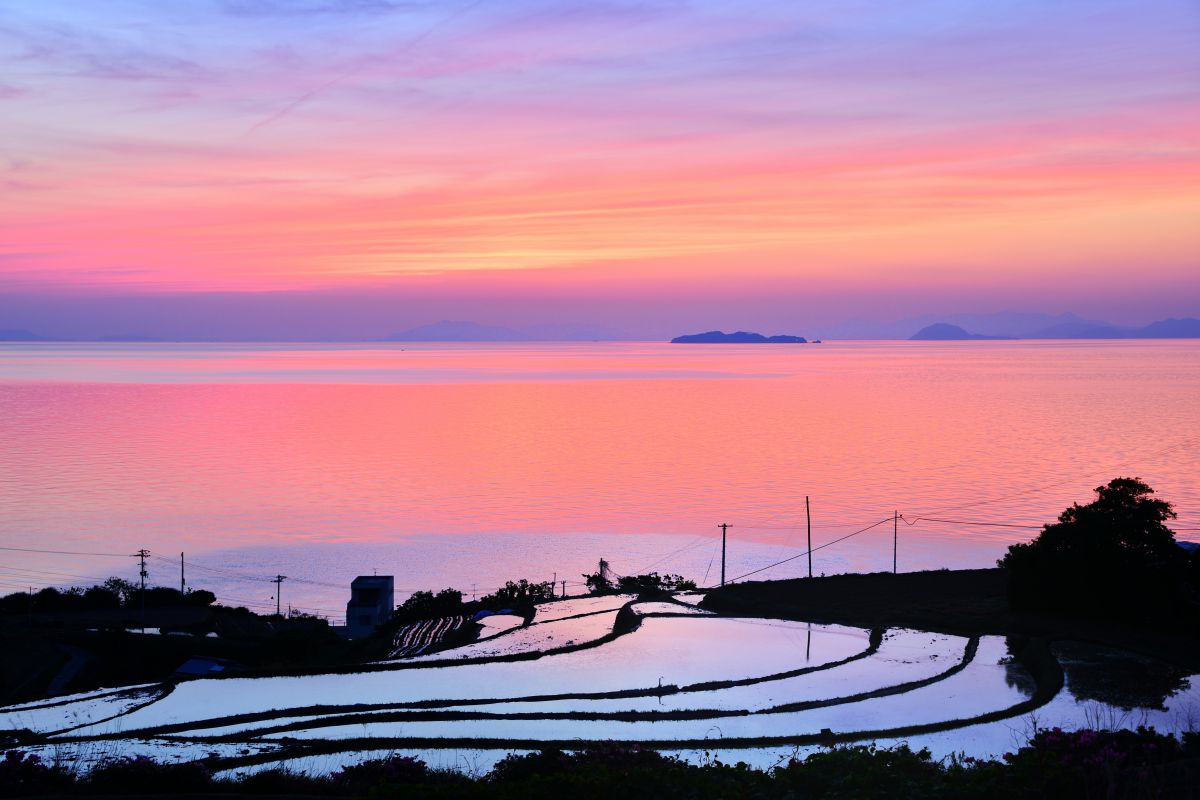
[999,478,1194,619]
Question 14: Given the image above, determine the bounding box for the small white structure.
[346,575,394,639]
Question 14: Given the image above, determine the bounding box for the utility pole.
[806,496,812,579]
[180,552,185,595]
[561,579,566,598]
[893,511,898,575]
[471,583,476,602]
[135,549,149,632]
[272,575,287,616]
[719,523,730,586]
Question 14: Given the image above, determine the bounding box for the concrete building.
[346,575,394,639]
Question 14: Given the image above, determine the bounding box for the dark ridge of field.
[701,568,1200,670]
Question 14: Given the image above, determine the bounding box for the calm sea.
[1,340,1197,621]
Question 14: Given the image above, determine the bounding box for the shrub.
[334,754,429,787]
[85,755,213,793]
[775,744,948,799]
[583,571,695,597]
[490,743,675,783]
[1000,726,1187,798]
[487,744,764,800]
[228,766,333,794]
[616,573,692,597]
[479,579,555,607]
[0,750,71,795]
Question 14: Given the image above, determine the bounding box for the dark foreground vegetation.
[4,733,1200,799]
[999,477,1199,621]
[0,579,352,705]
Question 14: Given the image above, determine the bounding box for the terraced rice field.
[388,615,466,658]
[4,593,1197,776]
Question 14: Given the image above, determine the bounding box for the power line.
[0,564,115,583]
[0,545,130,557]
[635,532,714,574]
[701,538,720,585]
[904,516,1043,530]
[736,519,894,530]
[722,516,894,585]
[151,554,348,590]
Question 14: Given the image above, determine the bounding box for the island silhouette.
[671,330,808,343]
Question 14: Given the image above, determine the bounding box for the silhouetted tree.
[396,588,463,620]
[82,586,122,609]
[616,573,697,597]
[31,587,65,613]
[0,591,27,614]
[184,589,216,607]
[139,587,187,608]
[999,477,1191,619]
[583,571,614,595]
[476,579,555,609]
[102,577,138,606]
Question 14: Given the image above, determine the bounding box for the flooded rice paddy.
[2,593,1197,776]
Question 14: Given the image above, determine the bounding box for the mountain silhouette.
[910,323,1013,341]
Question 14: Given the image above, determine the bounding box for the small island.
[671,330,808,343]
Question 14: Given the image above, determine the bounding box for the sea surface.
[1,340,1197,621]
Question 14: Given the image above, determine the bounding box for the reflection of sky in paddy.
[420,629,964,715]
[259,637,1025,742]
[64,617,868,736]
[9,597,1200,768]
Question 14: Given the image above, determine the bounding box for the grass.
[8,734,1199,798]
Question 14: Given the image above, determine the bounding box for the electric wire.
[721,516,894,585]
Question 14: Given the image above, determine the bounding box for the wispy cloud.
[218,0,419,19]
[0,0,1196,321]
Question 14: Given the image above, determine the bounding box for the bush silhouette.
[999,477,1191,620]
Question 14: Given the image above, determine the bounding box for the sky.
[1,0,1198,339]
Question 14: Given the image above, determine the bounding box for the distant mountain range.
[383,320,624,342]
[910,324,1014,341]
[3,314,1198,343]
[823,311,1189,340]
[671,330,809,343]
[908,317,1200,341]
[95,334,164,342]
[0,328,56,341]
[0,329,166,342]
[0,321,626,343]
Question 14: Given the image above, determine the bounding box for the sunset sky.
[2,0,1198,338]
